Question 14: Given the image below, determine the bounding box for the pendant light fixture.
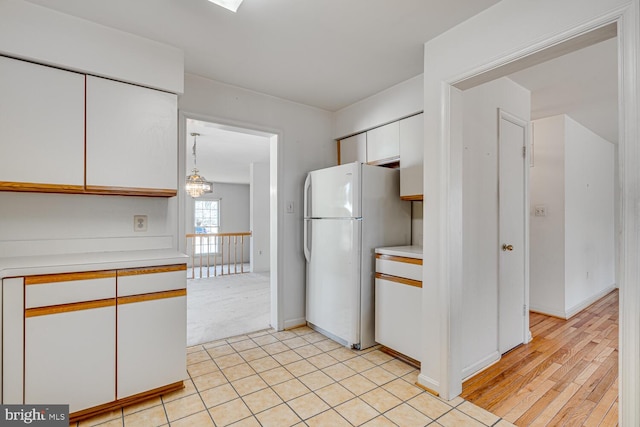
[185,132,213,198]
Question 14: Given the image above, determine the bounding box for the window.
[194,199,220,254]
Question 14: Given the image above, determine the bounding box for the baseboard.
[283,317,306,330]
[565,286,617,319]
[529,304,567,319]
[531,285,617,320]
[461,351,501,381]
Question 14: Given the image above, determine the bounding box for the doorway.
[457,35,619,423]
[178,115,280,346]
[417,7,634,421]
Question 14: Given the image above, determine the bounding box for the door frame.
[419,3,638,425]
[177,111,285,331]
[497,109,531,354]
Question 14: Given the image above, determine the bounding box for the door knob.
[502,244,514,252]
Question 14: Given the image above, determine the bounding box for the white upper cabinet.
[0,56,85,189]
[366,121,400,165]
[86,76,178,195]
[399,113,424,199]
[339,133,367,164]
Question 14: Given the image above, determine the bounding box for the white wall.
[180,73,335,328]
[251,163,271,272]
[411,202,424,246]
[0,192,173,257]
[334,75,423,139]
[460,77,531,378]
[0,0,183,93]
[530,115,616,318]
[564,116,616,313]
[529,115,567,316]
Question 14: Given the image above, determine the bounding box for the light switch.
[286,201,294,213]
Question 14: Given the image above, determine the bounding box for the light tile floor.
[72,327,515,427]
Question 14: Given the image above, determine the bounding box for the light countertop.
[0,249,188,279]
[375,245,423,259]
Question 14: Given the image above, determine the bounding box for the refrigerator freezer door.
[306,162,361,219]
[306,218,361,346]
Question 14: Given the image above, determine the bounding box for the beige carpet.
[186,272,270,346]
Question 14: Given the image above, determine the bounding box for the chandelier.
[185,132,213,198]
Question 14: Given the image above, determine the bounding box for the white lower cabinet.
[25,306,116,413]
[117,294,186,398]
[2,264,187,419]
[374,251,423,361]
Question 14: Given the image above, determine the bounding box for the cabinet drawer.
[375,254,422,282]
[25,271,116,308]
[117,265,186,297]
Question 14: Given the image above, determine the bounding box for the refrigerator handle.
[303,173,311,219]
[303,219,311,262]
[303,173,312,262]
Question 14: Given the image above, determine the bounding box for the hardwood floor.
[461,290,618,426]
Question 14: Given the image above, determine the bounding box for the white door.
[305,162,361,218]
[25,307,116,413]
[305,218,361,345]
[498,110,528,354]
[118,295,187,399]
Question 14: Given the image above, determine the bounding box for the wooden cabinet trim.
[117,289,186,305]
[367,156,400,167]
[84,185,177,197]
[0,182,176,197]
[400,194,424,201]
[376,272,422,288]
[25,271,117,285]
[69,381,184,423]
[118,264,187,277]
[25,298,116,317]
[380,346,421,369]
[376,254,423,266]
[0,181,85,194]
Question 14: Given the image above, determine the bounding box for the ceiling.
[186,119,270,185]
[23,0,501,111]
[509,38,618,143]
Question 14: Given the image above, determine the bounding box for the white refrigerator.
[303,162,411,349]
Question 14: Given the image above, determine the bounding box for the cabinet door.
[116,266,187,399]
[0,56,85,189]
[366,121,399,165]
[25,305,116,413]
[339,133,366,164]
[86,76,178,196]
[117,294,187,399]
[375,276,421,361]
[399,113,424,199]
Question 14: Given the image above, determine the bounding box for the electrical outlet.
[134,215,148,232]
[534,205,547,217]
